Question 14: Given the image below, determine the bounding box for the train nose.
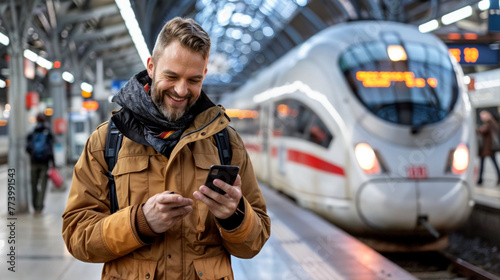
[356,180,472,234]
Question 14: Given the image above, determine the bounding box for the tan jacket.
[62,106,271,280]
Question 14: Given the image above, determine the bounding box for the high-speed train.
[223,21,476,245]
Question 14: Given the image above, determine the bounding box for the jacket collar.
[112,102,230,148]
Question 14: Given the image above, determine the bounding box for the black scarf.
[112,70,213,157]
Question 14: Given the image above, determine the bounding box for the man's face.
[147,40,208,122]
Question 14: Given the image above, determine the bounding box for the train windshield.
[340,41,459,126]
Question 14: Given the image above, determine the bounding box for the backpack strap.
[213,127,232,165]
[105,118,123,214]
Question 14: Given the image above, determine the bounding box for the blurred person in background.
[26,112,55,214]
[476,110,500,186]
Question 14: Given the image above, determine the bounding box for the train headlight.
[355,143,381,174]
[452,143,469,174]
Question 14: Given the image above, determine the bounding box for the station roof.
[0,0,496,99]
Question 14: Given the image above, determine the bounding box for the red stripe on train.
[287,149,345,176]
[246,143,345,176]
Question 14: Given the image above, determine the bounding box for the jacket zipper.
[180,111,225,141]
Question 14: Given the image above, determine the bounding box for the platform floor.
[471,154,500,209]
[0,165,417,280]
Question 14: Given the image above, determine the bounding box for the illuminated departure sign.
[447,44,499,65]
[356,71,438,88]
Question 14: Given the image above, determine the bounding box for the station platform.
[471,154,500,209]
[0,164,416,280]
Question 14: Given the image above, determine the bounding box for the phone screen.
[204,165,239,195]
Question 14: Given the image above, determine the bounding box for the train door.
[259,102,272,184]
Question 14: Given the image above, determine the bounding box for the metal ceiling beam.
[300,6,327,32]
[58,3,118,30]
[143,0,157,47]
[36,7,52,32]
[112,57,144,69]
[101,47,138,61]
[161,0,196,33]
[65,22,84,42]
[74,23,127,42]
[165,0,197,23]
[329,0,358,20]
[29,23,51,48]
[408,0,479,25]
[144,0,176,48]
[90,36,133,53]
[283,25,304,45]
[261,46,278,64]
[362,0,384,20]
[405,0,435,22]
[80,35,132,64]
[276,33,294,51]
[112,63,144,78]
[383,0,403,21]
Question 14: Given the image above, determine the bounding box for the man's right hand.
[142,191,193,234]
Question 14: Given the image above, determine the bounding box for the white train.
[223,21,476,245]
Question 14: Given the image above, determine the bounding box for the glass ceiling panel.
[194,0,307,83]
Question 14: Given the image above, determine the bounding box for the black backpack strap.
[104,118,123,214]
[213,127,232,165]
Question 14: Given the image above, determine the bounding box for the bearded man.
[62,17,270,280]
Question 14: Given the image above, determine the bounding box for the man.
[26,113,55,214]
[62,17,270,279]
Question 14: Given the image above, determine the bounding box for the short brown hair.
[152,17,211,62]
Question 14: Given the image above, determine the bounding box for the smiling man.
[62,17,270,280]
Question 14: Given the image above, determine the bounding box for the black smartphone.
[204,165,240,195]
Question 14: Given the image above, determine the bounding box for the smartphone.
[204,165,240,195]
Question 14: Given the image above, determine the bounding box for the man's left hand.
[193,175,242,219]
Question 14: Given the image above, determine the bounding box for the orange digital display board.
[449,47,479,63]
[356,71,438,88]
[447,44,499,65]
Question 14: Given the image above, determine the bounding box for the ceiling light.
[62,72,74,83]
[263,26,274,37]
[0,32,9,46]
[81,82,93,92]
[217,3,235,26]
[23,49,38,62]
[295,0,308,7]
[418,20,439,33]
[441,6,473,25]
[36,56,53,70]
[478,0,490,11]
[115,0,150,68]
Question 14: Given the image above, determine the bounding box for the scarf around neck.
[112,70,214,157]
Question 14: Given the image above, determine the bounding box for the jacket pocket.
[193,254,233,280]
[191,153,222,245]
[193,152,216,169]
[111,156,149,209]
[102,256,157,280]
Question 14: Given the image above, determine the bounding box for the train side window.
[230,107,260,135]
[273,102,288,136]
[273,99,333,148]
[294,104,312,137]
[274,100,311,138]
[306,115,333,148]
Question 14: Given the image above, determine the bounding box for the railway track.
[382,251,500,280]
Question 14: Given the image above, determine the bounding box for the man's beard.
[151,83,196,122]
